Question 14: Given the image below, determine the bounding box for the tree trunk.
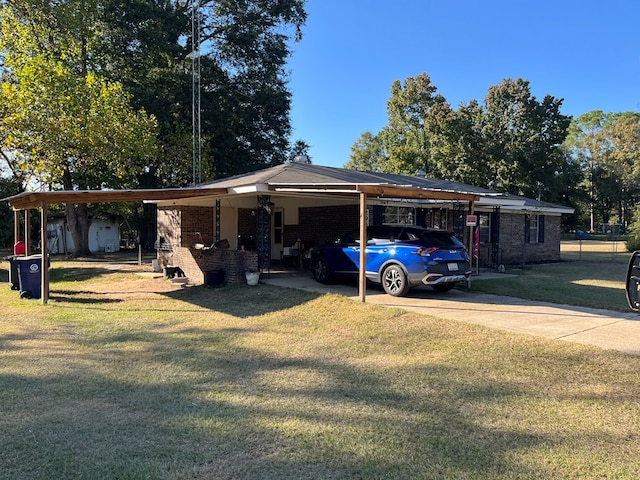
[62,168,92,257]
[65,203,92,257]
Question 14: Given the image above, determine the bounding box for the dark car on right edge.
[310,225,471,297]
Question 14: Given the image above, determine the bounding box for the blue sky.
[287,0,640,168]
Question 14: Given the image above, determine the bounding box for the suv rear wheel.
[382,264,410,297]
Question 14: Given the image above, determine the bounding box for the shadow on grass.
[162,283,321,317]
[50,266,128,283]
[48,291,124,304]
[3,258,638,477]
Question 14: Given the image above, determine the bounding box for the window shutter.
[373,205,384,226]
[538,215,545,243]
[524,215,531,243]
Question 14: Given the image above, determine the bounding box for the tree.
[0,176,21,248]
[94,0,307,184]
[378,73,443,175]
[438,99,489,186]
[345,131,387,171]
[481,78,571,198]
[606,113,640,227]
[1,0,307,253]
[0,2,158,256]
[564,111,640,231]
[288,139,312,163]
[347,75,572,205]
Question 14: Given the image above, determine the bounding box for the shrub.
[626,235,640,252]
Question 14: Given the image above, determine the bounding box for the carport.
[4,163,484,304]
[4,187,226,304]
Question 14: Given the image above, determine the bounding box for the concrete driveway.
[263,271,640,356]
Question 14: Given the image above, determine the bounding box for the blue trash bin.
[16,255,45,299]
[4,255,22,290]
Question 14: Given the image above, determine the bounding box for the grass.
[470,240,632,312]
[1,252,640,479]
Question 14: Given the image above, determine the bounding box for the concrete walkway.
[262,271,640,356]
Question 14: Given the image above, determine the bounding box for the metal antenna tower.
[191,1,202,185]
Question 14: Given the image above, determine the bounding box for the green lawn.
[471,240,631,312]
[1,254,639,479]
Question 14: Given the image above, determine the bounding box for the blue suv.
[310,225,471,297]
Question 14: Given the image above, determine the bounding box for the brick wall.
[158,246,258,285]
[157,207,181,247]
[180,206,215,246]
[497,214,561,265]
[284,205,360,248]
[158,205,258,285]
[157,205,215,248]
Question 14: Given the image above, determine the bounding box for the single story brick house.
[152,163,574,284]
[4,162,574,302]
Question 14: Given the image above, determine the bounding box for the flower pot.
[245,271,260,286]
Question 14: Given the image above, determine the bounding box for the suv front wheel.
[311,257,332,284]
[381,264,410,297]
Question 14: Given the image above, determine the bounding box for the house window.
[383,206,415,225]
[525,214,545,243]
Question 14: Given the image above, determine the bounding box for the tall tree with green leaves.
[566,110,640,230]
[0,1,158,255]
[378,73,444,175]
[345,131,387,171]
[481,78,571,198]
[347,74,571,205]
[94,0,307,184]
[1,0,306,252]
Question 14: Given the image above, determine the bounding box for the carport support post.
[14,210,20,247]
[24,209,30,255]
[359,192,367,302]
[468,201,474,288]
[41,203,49,304]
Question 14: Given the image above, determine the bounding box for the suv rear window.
[420,232,464,248]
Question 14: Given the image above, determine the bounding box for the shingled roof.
[199,162,495,196]
[4,162,573,214]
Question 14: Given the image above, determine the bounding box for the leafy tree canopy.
[346,73,572,203]
[92,0,307,184]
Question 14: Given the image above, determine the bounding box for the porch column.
[256,195,273,272]
[359,192,367,302]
